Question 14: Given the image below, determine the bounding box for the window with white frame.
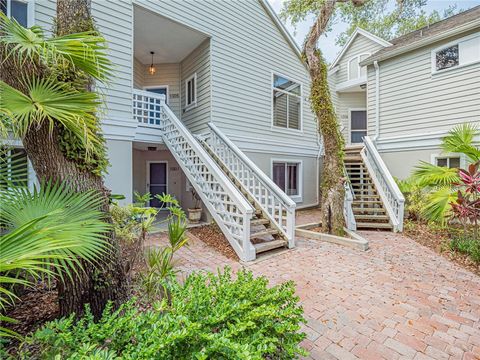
[185,73,197,109]
[348,53,370,80]
[272,74,302,130]
[272,161,301,197]
[433,34,480,72]
[435,156,460,169]
[1,0,31,27]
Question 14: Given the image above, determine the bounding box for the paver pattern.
[149,228,480,359]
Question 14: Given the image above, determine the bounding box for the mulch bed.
[404,220,480,276]
[189,224,239,261]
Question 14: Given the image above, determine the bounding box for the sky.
[267,0,480,62]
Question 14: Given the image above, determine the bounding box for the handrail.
[362,136,405,231]
[153,93,256,261]
[205,123,296,246]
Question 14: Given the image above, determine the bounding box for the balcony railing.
[133,89,163,127]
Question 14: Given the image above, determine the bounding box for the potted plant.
[187,188,202,223]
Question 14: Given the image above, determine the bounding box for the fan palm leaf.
[421,186,457,224]
[0,13,112,81]
[0,77,102,154]
[441,123,480,163]
[412,161,460,187]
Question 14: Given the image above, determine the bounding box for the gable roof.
[259,0,303,61]
[329,28,392,69]
[362,5,480,65]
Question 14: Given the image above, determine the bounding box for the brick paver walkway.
[150,229,480,359]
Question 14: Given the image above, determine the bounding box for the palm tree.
[0,150,109,338]
[412,123,480,222]
[0,6,127,318]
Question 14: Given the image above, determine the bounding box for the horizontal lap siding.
[92,0,134,133]
[35,0,55,30]
[373,30,480,139]
[337,92,367,143]
[181,40,211,134]
[141,63,182,119]
[133,57,144,89]
[336,35,384,84]
[136,0,318,152]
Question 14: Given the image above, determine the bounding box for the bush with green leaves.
[21,268,306,359]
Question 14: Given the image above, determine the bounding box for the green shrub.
[22,268,306,359]
[450,236,480,263]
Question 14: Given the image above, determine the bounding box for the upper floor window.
[185,73,197,110]
[433,34,480,73]
[1,0,31,27]
[348,53,370,80]
[272,74,302,131]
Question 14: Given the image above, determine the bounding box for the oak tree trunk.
[21,0,127,318]
[304,0,346,234]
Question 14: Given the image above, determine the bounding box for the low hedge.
[21,268,306,359]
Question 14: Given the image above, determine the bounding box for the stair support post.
[286,207,295,248]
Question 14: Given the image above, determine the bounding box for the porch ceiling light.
[149,51,156,75]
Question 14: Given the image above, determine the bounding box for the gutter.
[373,61,380,143]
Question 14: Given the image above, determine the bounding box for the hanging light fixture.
[149,51,156,75]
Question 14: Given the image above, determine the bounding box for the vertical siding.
[371,30,480,139]
[91,0,134,134]
[336,35,384,84]
[180,39,211,133]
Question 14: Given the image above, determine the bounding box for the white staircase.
[343,138,405,232]
[133,91,295,260]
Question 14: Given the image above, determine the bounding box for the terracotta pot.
[187,208,202,223]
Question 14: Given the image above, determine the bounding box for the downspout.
[373,60,380,143]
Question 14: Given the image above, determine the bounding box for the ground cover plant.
[18,269,306,360]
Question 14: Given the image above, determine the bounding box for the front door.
[148,162,167,208]
[350,110,367,144]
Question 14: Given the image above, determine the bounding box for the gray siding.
[137,62,182,119]
[336,35,384,84]
[180,40,211,133]
[337,92,367,143]
[35,0,55,30]
[136,0,319,156]
[133,57,144,89]
[368,30,480,139]
[91,0,134,138]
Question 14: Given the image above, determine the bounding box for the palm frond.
[0,181,110,314]
[441,123,480,163]
[0,13,112,81]
[412,161,460,187]
[0,77,102,155]
[421,186,457,224]
[0,146,29,189]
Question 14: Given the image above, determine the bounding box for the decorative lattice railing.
[203,123,296,247]
[133,90,256,261]
[362,136,405,232]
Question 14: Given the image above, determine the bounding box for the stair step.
[356,222,393,229]
[354,194,380,198]
[354,214,389,220]
[251,218,270,226]
[250,229,278,239]
[352,207,386,213]
[344,157,363,162]
[254,239,287,254]
[353,200,383,204]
